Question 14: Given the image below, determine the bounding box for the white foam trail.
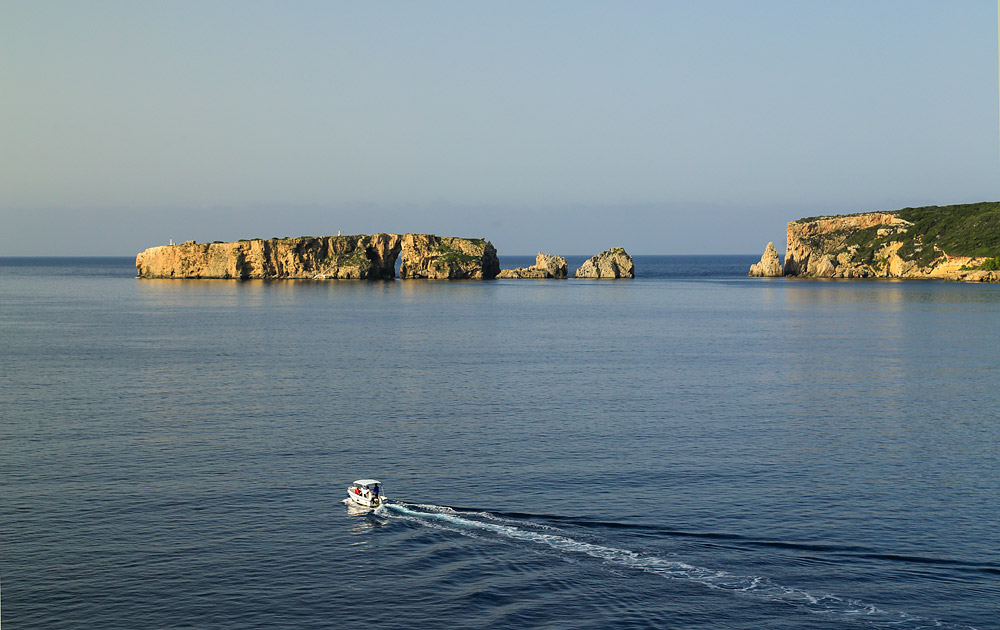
[382,503,977,630]
[400,503,456,513]
[477,511,561,530]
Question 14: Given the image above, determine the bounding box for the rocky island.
[136,234,500,280]
[137,235,636,280]
[497,253,569,279]
[749,201,1000,282]
[573,247,635,279]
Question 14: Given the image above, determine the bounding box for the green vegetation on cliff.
[961,257,1000,271]
[893,202,1000,263]
[322,248,369,268]
[796,201,1000,268]
[434,242,479,265]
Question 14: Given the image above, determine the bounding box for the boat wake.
[376,502,977,630]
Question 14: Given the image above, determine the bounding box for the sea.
[2,255,998,629]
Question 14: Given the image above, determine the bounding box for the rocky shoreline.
[136,235,635,280]
[749,206,1000,283]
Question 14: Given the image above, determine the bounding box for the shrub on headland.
[895,202,1000,261]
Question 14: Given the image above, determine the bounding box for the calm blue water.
[2,256,998,629]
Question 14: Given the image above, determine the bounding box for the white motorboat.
[347,479,385,508]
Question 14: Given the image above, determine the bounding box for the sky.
[1,1,998,256]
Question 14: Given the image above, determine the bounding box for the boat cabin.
[347,479,384,507]
[353,479,381,494]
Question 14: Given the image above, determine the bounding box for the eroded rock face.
[497,267,548,279]
[535,252,568,278]
[814,255,837,278]
[781,213,999,281]
[136,232,499,280]
[398,234,500,279]
[783,213,906,277]
[498,252,568,279]
[573,247,635,278]
[135,234,401,279]
[747,242,783,277]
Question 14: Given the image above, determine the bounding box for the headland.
[749,201,1000,282]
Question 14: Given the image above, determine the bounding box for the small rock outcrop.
[747,242,783,277]
[399,234,500,280]
[497,252,568,279]
[573,247,635,278]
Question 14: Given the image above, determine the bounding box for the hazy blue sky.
[2,1,997,255]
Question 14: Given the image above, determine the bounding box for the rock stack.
[747,242,783,277]
[573,247,635,278]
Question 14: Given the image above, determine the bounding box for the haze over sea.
[2,255,998,629]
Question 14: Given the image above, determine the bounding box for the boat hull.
[347,486,385,508]
[346,495,384,508]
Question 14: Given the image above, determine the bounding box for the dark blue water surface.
[2,256,998,629]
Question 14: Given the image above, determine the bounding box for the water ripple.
[383,502,979,630]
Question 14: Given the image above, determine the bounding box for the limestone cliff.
[779,203,1000,282]
[573,247,635,279]
[783,213,906,278]
[398,234,499,280]
[497,252,568,279]
[136,233,499,280]
[136,234,400,279]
